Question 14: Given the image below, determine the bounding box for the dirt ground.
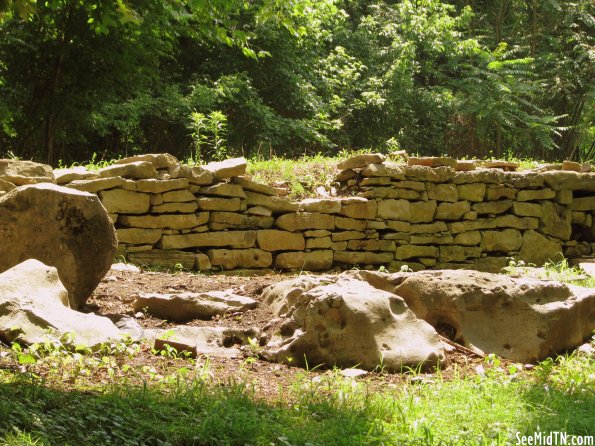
[78,266,491,401]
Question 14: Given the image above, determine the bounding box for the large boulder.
[0,183,117,308]
[262,275,445,372]
[0,260,123,347]
[350,269,595,363]
[0,159,55,185]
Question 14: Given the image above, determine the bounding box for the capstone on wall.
[4,153,593,273]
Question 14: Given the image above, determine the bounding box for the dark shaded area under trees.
[0,0,593,166]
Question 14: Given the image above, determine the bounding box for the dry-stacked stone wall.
[53,153,595,273]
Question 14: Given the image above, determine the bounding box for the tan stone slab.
[410,234,454,245]
[542,171,595,191]
[335,216,366,231]
[275,212,334,231]
[0,159,55,185]
[256,230,305,251]
[275,250,334,271]
[410,221,447,234]
[453,169,504,185]
[361,162,405,180]
[197,197,243,211]
[337,153,385,170]
[359,187,421,200]
[471,200,513,215]
[457,183,486,202]
[67,176,126,193]
[340,198,377,219]
[116,228,162,245]
[482,229,523,252]
[456,160,476,171]
[517,188,556,201]
[162,189,196,203]
[99,189,150,214]
[485,186,517,201]
[556,190,573,205]
[482,160,519,171]
[232,176,286,196]
[377,199,410,220]
[298,198,341,214]
[409,200,437,223]
[571,196,595,211]
[435,201,470,220]
[54,166,98,184]
[306,236,332,249]
[199,183,246,198]
[0,179,16,192]
[332,231,366,242]
[426,183,458,202]
[359,177,392,186]
[170,164,214,185]
[119,214,202,230]
[539,202,572,240]
[246,205,273,216]
[347,239,395,252]
[204,157,247,180]
[334,251,394,265]
[151,202,199,214]
[449,215,538,233]
[453,231,481,246]
[304,229,331,237]
[158,231,256,250]
[395,245,439,260]
[209,212,274,230]
[403,165,454,183]
[438,246,482,262]
[114,153,179,169]
[407,156,457,169]
[503,172,544,188]
[391,180,426,191]
[208,248,272,269]
[134,178,189,193]
[512,201,542,218]
[245,191,298,213]
[98,161,157,179]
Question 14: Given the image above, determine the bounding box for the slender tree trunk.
[495,0,509,45]
[531,0,538,57]
[495,123,502,158]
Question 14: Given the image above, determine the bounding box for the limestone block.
[275,250,334,271]
[409,200,437,223]
[386,220,411,232]
[116,228,162,245]
[382,233,410,241]
[556,190,573,205]
[471,199,513,215]
[195,252,212,270]
[54,166,97,184]
[361,162,405,179]
[150,194,164,206]
[170,165,214,185]
[247,206,273,216]
[199,183,246,198]
[209,212,274,230]
[571,196,595,211]
[360,177,392,186]
[336,169,357,182]
[456,183,486,202]
[204,157,247,180]
[232,176,286,196]
[482,229,523,252]
[347,239,395,251]
[403,166,454,183]
[331,241,348,250]
[395,245,439,260]
[332,231,366,242]
[197,197,242,211]
[134,178,189,193]
[208,249,272,269]
[503,172,544,189]
[337,153,385,170]
[519,230,563,266]
[473,257,509,273]
[453,169,504,185]
[439,245,482,262]
[517,188,556,201]
[340,198,377,219]
[159,231,256,250]
[99,189,150,214]
[562,160,582,172]
[367,220,386,230]
[542,171,595,191]
[245,191,298,213]
[427,183,458,202]
[335,216,366,231]
[128,249,196,270]
[456,160,476,171]
[463,211,477,220]
[151,202,199,214]
[334,251,394,265]
[275,212,334,231]
[162,189,196,203]
[410,221,448,234]
[306,237,332,249]
[299,198,341,214]
[434,201,470,220]
[304,229,331,237]
[0,159,55,185]
[98,161,157,179]
[407,156,457,169]
[68,176,126,193]
[359,187,421,200]
[114,153,179,169]
[486,185,517,201]
[449,215,538,233]
[119,214,204,230]
[453,231,481,246]
[410,234,454,245]
[539,202,572,240]
[512,201,542,218]
[377,199,410,220]
[256,230,305,251]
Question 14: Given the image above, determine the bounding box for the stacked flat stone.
[53,153,595,273]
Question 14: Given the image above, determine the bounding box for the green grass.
[1,337,593,445]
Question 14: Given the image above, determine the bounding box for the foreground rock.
[134,291,257,321]
[261,275,445,372]
[0,184,117,309]
[0,260,123,347]
[350,269,595,362]
[0,159,55,185]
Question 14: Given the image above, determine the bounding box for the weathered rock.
[99,189,150,214]
[332,231,366,241]
[299,198,341,214]
[361,162,405,180]
[306,236,332,249]
[347,239,395,251]
[275,212,334,231]
[0,260,123,346]
[438,246,482,262]
[396,245,439,260]
[408,156,457,169]
[208,212,274,230]
[334,216,366,231]
[170,164,214,185]
[98,161,158,179]
[404,166,455,183]
[377,199,410,221]
[162,189,196,203]
[471,199,513,215]
[232,176,286,196]
[427,183,458,202]
[208,248,272,269]
[128,249,196,270]
[197,197,243,211]
[519,230,563,266]
[0,179,16,194]
[245,191,298,213]
[67,176,127,193]
[340,197,377,219]
[274,250,334,271]
[261,275,444,371]
[482,229,523,252]
[199,183,246,198]
[539,202,572,240]
[542,171,595,191]
[159,231,256,250]
[409,200,437,223]
[512,201,543,218]
[120,214,204,229]
[0,184,116,309]
[0,159,55,185]
[571,196,595,211]
[517,188,556,201]
[246,206,273,216]
[116,228,162,245]
[134,290,257,321]
[453,169,504,185]
[434,201,470,220]
[382,269,595,362]
[54,166,97,184]
[114,153,179,169]
[334,251,393,265]
[204,157,247,180]
[256,230,305,251]
[151,202,199,214]
[453,231,481,246]
[134,178,189,193]
[337,153,386,170]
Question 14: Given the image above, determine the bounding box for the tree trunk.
[495,0,509,45]
[531,0,538,57]
[495,123,502,159]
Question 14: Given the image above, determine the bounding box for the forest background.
[0,0,593,167]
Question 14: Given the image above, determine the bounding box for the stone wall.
[48,153,595,273]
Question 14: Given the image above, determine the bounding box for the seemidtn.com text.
[516,432,594,446]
